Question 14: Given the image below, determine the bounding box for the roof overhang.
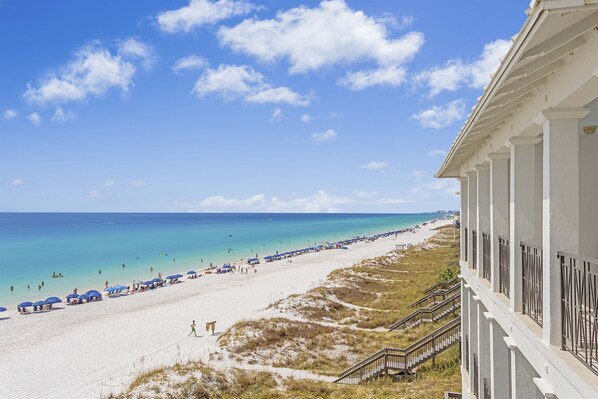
[436,0,598,178]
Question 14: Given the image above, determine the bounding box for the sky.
[0,0,527,213]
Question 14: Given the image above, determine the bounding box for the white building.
[436,1,598,398]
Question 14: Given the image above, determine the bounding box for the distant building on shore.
[436,1,598,398]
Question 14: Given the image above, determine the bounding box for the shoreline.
[0,213,445,308]
[0,218,451,399]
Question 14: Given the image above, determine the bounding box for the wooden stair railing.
[422,276,459,295]
[388,292,461,331]
[334,318,461,384]
[408,282,460,309]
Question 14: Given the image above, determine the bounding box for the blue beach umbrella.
[18,302,33,308]
[33,301,47,307]
[86,290,101,295]
[78,294,89,301]
[88,292,102,298]
[151,278,162,283]
[66,293,78,299]
[186,271,196,275]
[45,297,62,304]
[116,285,128,290]
[165,275,176,280]
[144,280,154,286]
[173,274,183,278]
[0,307,6,312]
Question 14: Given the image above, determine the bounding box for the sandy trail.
[0,219,449,399]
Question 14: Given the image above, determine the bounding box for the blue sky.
[0,1,526,213]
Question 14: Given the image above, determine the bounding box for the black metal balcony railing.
[482,232,491,281]
[521,242,543,327]
[499,236,510,298]
[483,377,491,399]
[473,353,479,398]
[464,228,468,262]
[472,230,478,270]
[560,252,598,375]
[464,334,469,372]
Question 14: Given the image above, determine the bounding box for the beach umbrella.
[151,278,162,283]
[77,294,89,301]
[86,290,101,295]
[165,275,176,280]
[0,307,6,312]
[66,293,78,299]
[45,297,62,304]
[18,302,33,308]
[117,285,128,290]
[173,273,183,278]
[186,271,196,275]
[88,292,102,298]
[33,301,47,307]
[144,280,154,286]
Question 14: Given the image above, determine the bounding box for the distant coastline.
[0,212,452,307]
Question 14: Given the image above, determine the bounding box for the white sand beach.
[0,219,450,399]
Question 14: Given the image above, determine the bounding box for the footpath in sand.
[0,219,449,399]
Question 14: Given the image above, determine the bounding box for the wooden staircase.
[408,281,461,309]
[334,318,461,384]
[422,276,459,295]
[388,292,461,331]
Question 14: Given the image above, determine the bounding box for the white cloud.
[412,169,426,181]
[412,179,460,197]
[300,114,312,123]
[104,179,115,187]
[411,99,466,129]
[3,109,17,120]
[117,37,155,69]
[132,180,146,187]
[312,129,337,142]
[27,112,41,126]
[187,190,354,213]
[218,0,424,75]
[172,55,208,74]
[87,190,107,198]
[368,197,413,205]
[270,107,283,121]
[10,179,24,187]
[339,65,407,90]
[157,0,258,34]
[24,42,145,105]
[361,161,388,171]
[51,107,70,122]
[427,149,447,157]
[356,191,378,199]
[415,38,510,97]
[193,64,310,106]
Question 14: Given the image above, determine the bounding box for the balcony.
[560,252,598,375]
[499,236,510,298]
[472,230,477,270]
[482,232,490,281]
[521,242,543,327]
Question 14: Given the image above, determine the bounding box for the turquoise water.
[0,212,440,307]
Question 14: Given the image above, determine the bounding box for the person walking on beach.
[189,320,198,337]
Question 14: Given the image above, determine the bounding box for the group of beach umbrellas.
[105,285,129,295]
[67,290,102,303]
[17,296,63,310]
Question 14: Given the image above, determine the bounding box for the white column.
[490,153,510,293]
[460,177,468,262]
[487,313,509,399]
[467,172,477,272]
[477,164,490,281]
[541,108,587,345]
[505,338,542,399]
[509,136,541,312]
[469,293,478,393]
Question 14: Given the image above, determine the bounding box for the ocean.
[0,212,441,307]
